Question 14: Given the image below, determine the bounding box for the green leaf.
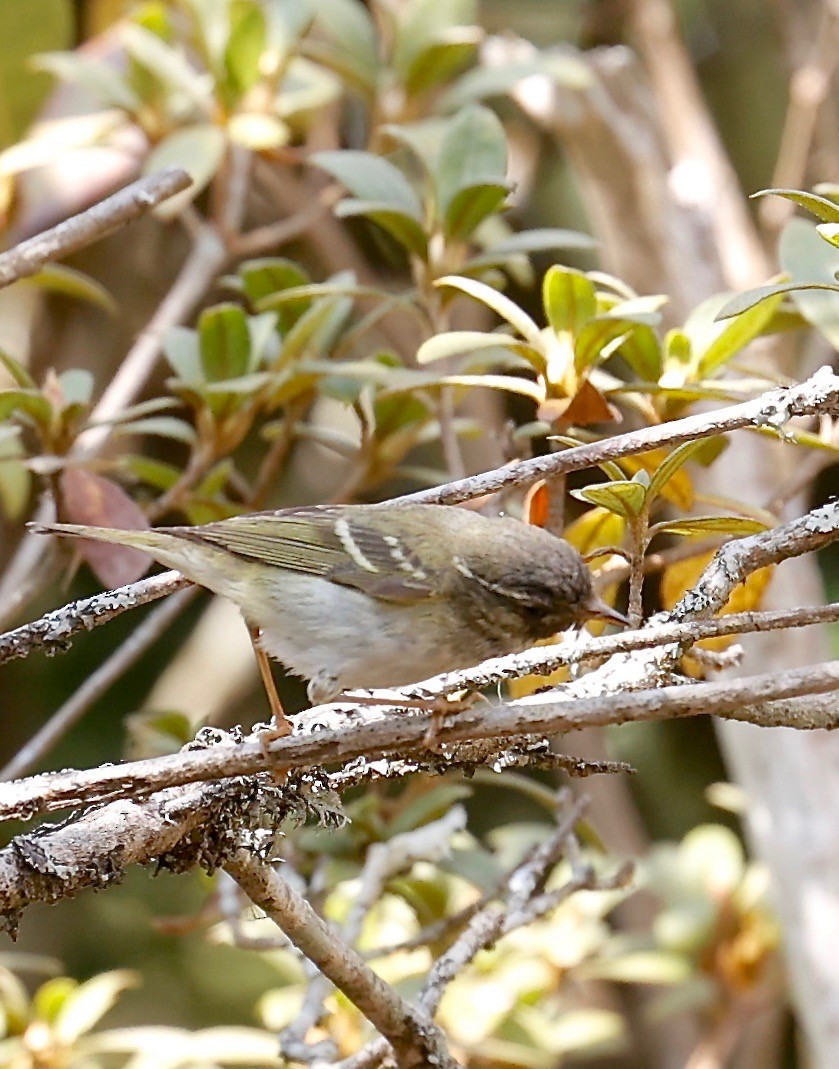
[779,217,839,348]
[334,199,429,257]
[573,319,633,374]
[34,978,77,1023]
[0,389,51,425]
[464,226,596,271]
[393,0,476,84]
[713,282,839,320]
[599,294,667,325]
[33,51,141,110]
[439,51,592,110]
[120,455,182,490]
[403,29,480,97]
[664,329,692,364]
[198,303,251,381]
[570,480,647,520]
[614,324,662,380]
[311,150,423,219]
[238,258,311,331]
[543,266,596,337]
[435,106,507,220]
[443,182,509,242]
[224,5,266,95]
[415,329,540,365]
[0,430,31,520]
[121,23,213,109]
[162,327,203,384]
[436,275,543,346]
[113,416,198,444]
[646,439,720,504]
[752,187,839,224]
[310,0,379,94]
[143,124,226,219]
[203,372,269,395]
[25,264,116,313]
[698,289,784,377]
[551,434,624,481]
[0,349,36,388]
[54,971,137,1044]
[275,286,353,367]
[649,516,768,538]
[58,369,94,406]
[816,223,839,249]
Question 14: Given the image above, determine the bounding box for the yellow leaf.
[508,638,570,698]
[661,551,774,649]
[564,506,625,555]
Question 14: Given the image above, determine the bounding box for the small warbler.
[34,503,626,714]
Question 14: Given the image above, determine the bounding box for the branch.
[0,572,189,667]
[0,181,230,622]
[0,168,191,289]
[5,369,838,660]
[2,492,837,821]
[0,588,197,781]
[329,799,633,1069]
[2,653,839,826]
[279,807,466,1064]
[225,852,459,1069]
[406,367,839,505]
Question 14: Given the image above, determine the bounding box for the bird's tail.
[29,521,197,574]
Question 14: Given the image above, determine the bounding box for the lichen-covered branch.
[0,572,189,667]
[4,369,838,663]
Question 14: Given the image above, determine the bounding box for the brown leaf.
[59,468,151,587]
[539,379,621,429]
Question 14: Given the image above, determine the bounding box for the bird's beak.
[579,596,629,628]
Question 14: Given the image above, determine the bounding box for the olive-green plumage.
[34,503,626,703]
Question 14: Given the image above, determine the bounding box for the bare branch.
[225,851,459,1069]
[406,367,839,504]
[0,588,197,781]
[0,168,191,289]
[329,799,632,1069]
[279,807,466,1064]
[2,651,839,826]
[5,371,839,659]
[0,572,189,667]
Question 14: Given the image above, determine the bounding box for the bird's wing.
[181,507,438,603]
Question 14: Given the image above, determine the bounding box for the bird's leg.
[248,625,292,739]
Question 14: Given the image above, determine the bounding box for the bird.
[33,502,627,731]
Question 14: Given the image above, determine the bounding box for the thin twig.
[0,587,198,781]
[279,808,466,1063]
[0,168,191,289]
[759,0,839,239]
[231,184,342,259]
[0,225,228,617]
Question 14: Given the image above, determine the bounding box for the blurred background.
[1,1,838,1067]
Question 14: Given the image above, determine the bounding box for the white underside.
[150,539,513,704]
